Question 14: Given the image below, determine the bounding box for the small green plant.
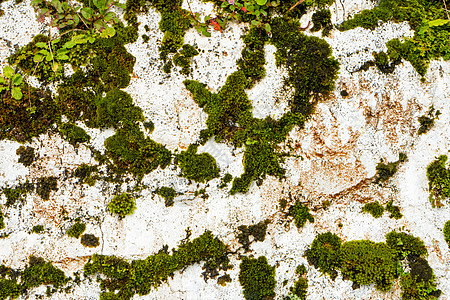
[219,173,233,188]
[177,145,220,183]
[108,193,136,219]
[239,256,276,300]
[59,122,91,145]
[418,106,440,135]
[386,200,403,219]
[444,220,450,248]
[74,164,99,186]
[154,187,177,207]
[237,219,270,251]
[311,9,332,36]
[374,152,407,183]
[362,201,384,218]
[16,146,36,167]
[295,264,307,275]
[305,232,341,280]
[35,176,58,200]
[0,209,4,230]
[80,233,100,247]
[3,187,25,207]
[0,66,23,100]
[31,225,44,233]
[67,222,86,238]
[426,155,450,207]
[290,202,314,228]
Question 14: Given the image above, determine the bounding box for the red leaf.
[210,20,222,32]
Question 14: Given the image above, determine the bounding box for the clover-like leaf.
[81,7,93,20]
[12,74,23,86]
[100,27,116,38]
[11,86,22,100]
[3,66,14,78]
[33,54,44,62]
[256,0,268,5]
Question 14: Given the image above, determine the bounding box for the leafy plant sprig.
[0,66,23,100]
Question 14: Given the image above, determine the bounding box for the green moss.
[105,125,171,177]
[59,122,91,145]
[219,173,233,188]
[74,164,99,186]
[290,277,308,300]
[362,201,384,218]
[400,255,441,300]
[270,17,339,117]
[373,51,400,74]
[16,146,35,167]
[67,222,86,238]
[311,9,332,36]
[108,193,136,219]
[340,0,449,76]
[289,202,314,228]
[80,233,100,247]
[295,265,307,275]
[3,187,24,207]
[239,256,276,300]
[177,145,220,183]
[84,231,228,299]
[96,89,144,128]
[154,187,177,207]
[237,219,270,251]
[444,220,450,248]
[0,278,20,300]
[22,256,67,290]
[0,209,4,230]
[339,240,399,291]
[386,200,403,219]
[386,231,427,260]
[305,232,342,279]
[426,154,450,207]
[172,44,199,75]
[31,225,44,234]
[374,152,407,183]
[418,106,440,135]
[35,176,58,201]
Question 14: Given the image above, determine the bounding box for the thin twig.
[443,0,450,20]
[288,0,305,12]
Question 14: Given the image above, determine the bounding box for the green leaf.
[51,38,60,45]
[11,86,22,100]
[57,54,69,60]
[0,77,5,84]
[428,19,450,27]
[33,54,44,62]
[264,23,271,33]
[256,0,267,5]
[51,63,59,72]
[51,0,63,13]
[104,12,116,22]
[12,74,22,86]
[46,52,53,61]
[81,7,93,20]
[115,2,126,9]
[64,41,76,49]
[100,27,116,38]
[3,66,14,78]
[35,42,47,48]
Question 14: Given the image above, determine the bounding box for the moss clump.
[84,231,228,299]
[35,176,58,200]
[339,240,399,291]
[290,202,314,228]
[373,51,400,74]
[386,200,403,219]
[59,122,91,145]
[0,209,4,230]
[289,277,308,300]
[237,219,270,251]
[177,145,220,183]
[67,222,86,238]
[154,187,177,207]
[444,220,450,248]
[340,0,450,76]
[305,232,342,280]
[74,164,99,186]
[362,201,384,218]
[108,193,136,219]
[16,146,35,167]
[96,89,144,128]
[237,27,268,88]
[374,152,407,183]
[22,256,67,290]
[418,106,440,135]
[219,173,233,188]
[31,225,44,234]
[271,17,339,117]
[311,9,332,36]
[426,154,450,207]
[239,256,276,300]
[400,255,441,300]
[0,278,20,299]
[172,44,199,75]
[3,187,24,207]
[385,231,427,260]
[80,233,100,248]
[105,125,171,177]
